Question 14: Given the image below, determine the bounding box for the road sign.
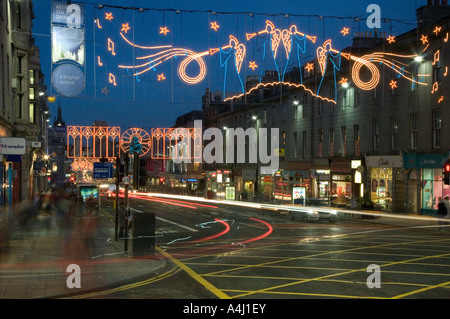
[122,175,131,185]
[93,162,113,179]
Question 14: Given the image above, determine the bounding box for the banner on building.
[51,0,86,97]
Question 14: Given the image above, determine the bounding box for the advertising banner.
[51,0,85,97]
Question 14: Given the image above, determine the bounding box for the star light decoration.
[339,77,348,85]
[340,27,350,36]
[305,62,314,72]
[157,73,166,81]
[159,26,170,35]
[389,79,397,90]
[105,12,113,21]
[249,61,258,71]
[433,26,442,35]
[121,23,130,33]
[386,35,396,44]
[101,86,110,95]
[420,34,429,45]
[210,21,220,31]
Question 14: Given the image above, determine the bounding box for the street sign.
[122,176,131,185]
[93,162,113,179]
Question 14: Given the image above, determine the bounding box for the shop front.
[404,152,450,215]
[205,169,234,200]
[330,160,352,206]
[242,169,257,200]
[273,169,310,203]
[366,155,403,212]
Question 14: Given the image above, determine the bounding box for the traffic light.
[444,161,450,185]
[116,156,124,179]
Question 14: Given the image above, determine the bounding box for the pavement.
[0,203,167,299]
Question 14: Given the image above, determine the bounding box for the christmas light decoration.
[159,26,170,35]
[249,61,258,70]
[210,21,220,31]
[223,81,337,104]
[386,35,396,44]
[340,27,349,36]
[105,12,113,21]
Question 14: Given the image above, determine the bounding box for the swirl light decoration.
[118,32,208,85]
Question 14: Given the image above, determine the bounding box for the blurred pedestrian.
[437,197,448,231]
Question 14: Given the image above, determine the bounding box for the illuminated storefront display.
[404,153,450,215]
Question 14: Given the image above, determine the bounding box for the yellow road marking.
[157,247,230,299]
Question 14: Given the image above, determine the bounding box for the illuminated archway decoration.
[67,126,121,160]
[151,127,202,160]
[121,128,152,156]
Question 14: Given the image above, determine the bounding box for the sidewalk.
[0,206,167,299]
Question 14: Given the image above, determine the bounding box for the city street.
[83,194,450,299]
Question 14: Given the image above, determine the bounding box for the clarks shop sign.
[0,137,26,155]
[366,155,403,168]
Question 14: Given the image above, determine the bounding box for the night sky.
[32,0,423,130]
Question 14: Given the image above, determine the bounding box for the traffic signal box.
[444,160,450,185]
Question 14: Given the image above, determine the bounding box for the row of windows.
[285,110,442,159]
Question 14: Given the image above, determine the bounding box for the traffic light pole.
[124,154,130,253]
[114,156,120,241]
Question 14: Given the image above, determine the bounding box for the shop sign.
[331,161,351,173]
[366,155,403,168]
[404,153,448,169]
[283,170,309,179]
[0,137,26,155]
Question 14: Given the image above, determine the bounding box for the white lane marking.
[129,207,198,233]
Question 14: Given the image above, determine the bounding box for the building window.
[29,69,35,85]
[17,55,23,74]
[433,109,441,149]
[293,132,298,158]
[329,128,334,157]
[391,117,398,150]
[354,125,360,156]
[341,126,346,157]
[16,94,22,118]
[318,129,323,157]
[29,103,35,124]
[373,119,379,151]
[341,87,355,108]
[29,87,35,100]
[302,94,307,118]
[411,113,417,150]
[302,131,307,159]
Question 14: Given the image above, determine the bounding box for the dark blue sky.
[33,0,424,130]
